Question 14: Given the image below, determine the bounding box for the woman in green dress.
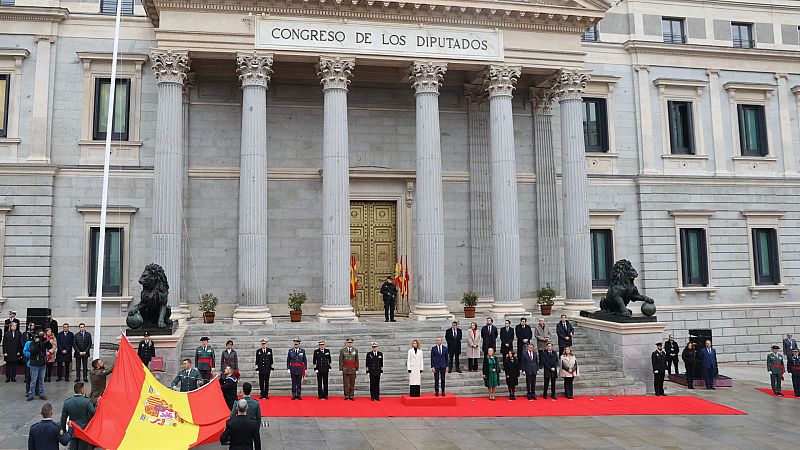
[482,347,501,400]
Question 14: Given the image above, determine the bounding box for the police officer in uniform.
[172,358,203,392]
[788,347,800,397]
[313,340,332,400]
[195,337,215,382]
[137,332,156,368]
[651,342,667,396]
[339,338,359,400]
[379,276,398,322]
[767,345,785,396]
[286,338,307,400]
[366,342,383,401]
[254,339,273,399]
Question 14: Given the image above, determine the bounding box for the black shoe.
[4,380,8,383]
[532,396,537,400]
[385,319,389,322]
[709,387,716,390]
[552,396,557,400]
[390,319,396,322]
[56,378,61,382]
[542,395,547,399]
[11,379,16,382]
[456,370,462,373]
[435,392,439,397]
[83,378,88,382]
[688,386,694,389]
[26,397,33,402]
[776,393,783,396]
[297,396,302,400]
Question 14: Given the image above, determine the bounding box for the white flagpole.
[93,0,124,359]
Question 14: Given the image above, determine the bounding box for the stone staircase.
[178,318,646,397]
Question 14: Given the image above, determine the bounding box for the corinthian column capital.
[410,61,447,94]
[317,56,355,90]
[529,87,559,114]
[150,49,191,85]
[483,65,521,98]
[554,69,590,101]
[237,51,274,88]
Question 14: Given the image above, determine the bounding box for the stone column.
[29,35,55,162]
[151,49,190,316]
[233,51,274,324]
[410,61,452,320]
[317,56,358,323]
[530,87,563,294]
[485,65,527,318]
[179,73,195,318]
[554,69,594,310]
[775,74,796,175]
[465,85,494,312]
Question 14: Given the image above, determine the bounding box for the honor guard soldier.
[651,342,668,396]
[172,359,203,392]
[195,337,215,382]
[255,339,273,399]
[767,345,785,396]
[313,340,332,399]
[788,348,800,397]
[339,338,359,400]
[137,332,156,368]
[366,342,383,401]
[286,338,306,400]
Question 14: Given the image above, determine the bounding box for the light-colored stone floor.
[2,363,797,450]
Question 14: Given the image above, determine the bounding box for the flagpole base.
[411,304,454,321]
[232,306,273,324]
[318,305,358,323]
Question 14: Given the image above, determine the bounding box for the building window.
[0,74,8,138]
[582,25,599,42]
[88,227,124,296]
[679,228,709,287]
[667,100,695,155]
[752,228,780,285]
[591,229,614,288]
[0,0,15,6]
[100,0,134,15]
[582,98,609,152]
[662,18,686,43]
[732,22,754,48]
[737,104,768,156]
[92,78,130,141]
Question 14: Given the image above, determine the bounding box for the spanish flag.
[403,255,410,299]
[349,255,358,300]
[394,257,402,288]
[71,335,229,450]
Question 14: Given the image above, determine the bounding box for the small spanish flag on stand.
[71,335,229,449]
[349,255,359,300]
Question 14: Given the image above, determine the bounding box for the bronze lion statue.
[127,263,172,328]
[598,259,654,317]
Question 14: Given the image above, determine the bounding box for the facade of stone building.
[0,0,798,362]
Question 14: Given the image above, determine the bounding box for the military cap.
[771,345,780,349]
[318,340,325,345]
[200,336,209,342]
[293,338,301,343]
[346,338,354,343]
[371,342,378,347]
[143,331,150,337]
[260,339,267,344]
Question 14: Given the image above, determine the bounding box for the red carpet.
[259,395,745,417]
[755,388,799,398]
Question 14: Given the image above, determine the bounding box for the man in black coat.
[137,332,156,368]
[480,318,498,356]
[499,320,515,359]
[541,342,559,399]
[365,342,383,401]
[72,323,92,382]
[28,402,71,450]
[379,276,398,322]
[664,335,680,375]
[515,318,533,357]
[444,321,462,373]
[521,343,539,400]
[3,321,22,382]
[312,340,330,400]
[555,314,575,355]
[651,342,667,396]
[56,324,74,382]
[220,400,261,450]
[255,339,273,399]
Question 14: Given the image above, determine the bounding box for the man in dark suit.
[700,340,718,390]
[60,382,95,450]
[365,342,383,401]
[72,324,91,383]
[521,343,539,400]
[499,320,515,358]
[220,399,261,450]
[541,342,559,399]
[480,318,497,356]
[254,339,273,399]
[379,276,398,322]
[515,318,533,357]
[3,321,22,382]
[430,336,448,396]
[651,342,667,396]
[555,315,575,355]
[56,324,74,382]
[663,335,679,375]
[137,332,156,368]
[28,403,71,450]
[784,333,798,358]
[444,321,462,373]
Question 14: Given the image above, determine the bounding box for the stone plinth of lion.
[127,263,172,329]
[598,259,654,317]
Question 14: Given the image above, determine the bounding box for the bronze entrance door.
[350,201,397,313]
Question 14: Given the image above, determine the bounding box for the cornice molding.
[653,78,708,89]
[144,0,607,32]
[0,49,30,60]
[625,40,800,64]
[0,6,68,23]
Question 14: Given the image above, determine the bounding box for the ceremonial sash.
[198,358,213,368]
[343,361,358,367]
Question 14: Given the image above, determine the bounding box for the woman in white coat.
[407,339,424,397]
[466,322,482,372]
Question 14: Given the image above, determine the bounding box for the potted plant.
[288,291,307,322]
[536,285,556,316]
[199,293,218,324]
[461,291,478,318]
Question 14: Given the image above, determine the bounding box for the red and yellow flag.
[394,257,402,288]
[349,255,358,300]
[71,335,229,450]
[403,255,410,299]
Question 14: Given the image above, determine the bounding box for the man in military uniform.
[137,331,156,368]
[195,337,215,382]
[379,276,398,322]
[339,338,359,400]
[286,338,307,400]
[651,342,667,396]
[172,358,203,392]
[60,382,95,450]
[788,347,800,397]
[767,345,785,396]
[313,340,332,399]
[254,338,273,399]
[366,342,383,401]
[4,310,20,333]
